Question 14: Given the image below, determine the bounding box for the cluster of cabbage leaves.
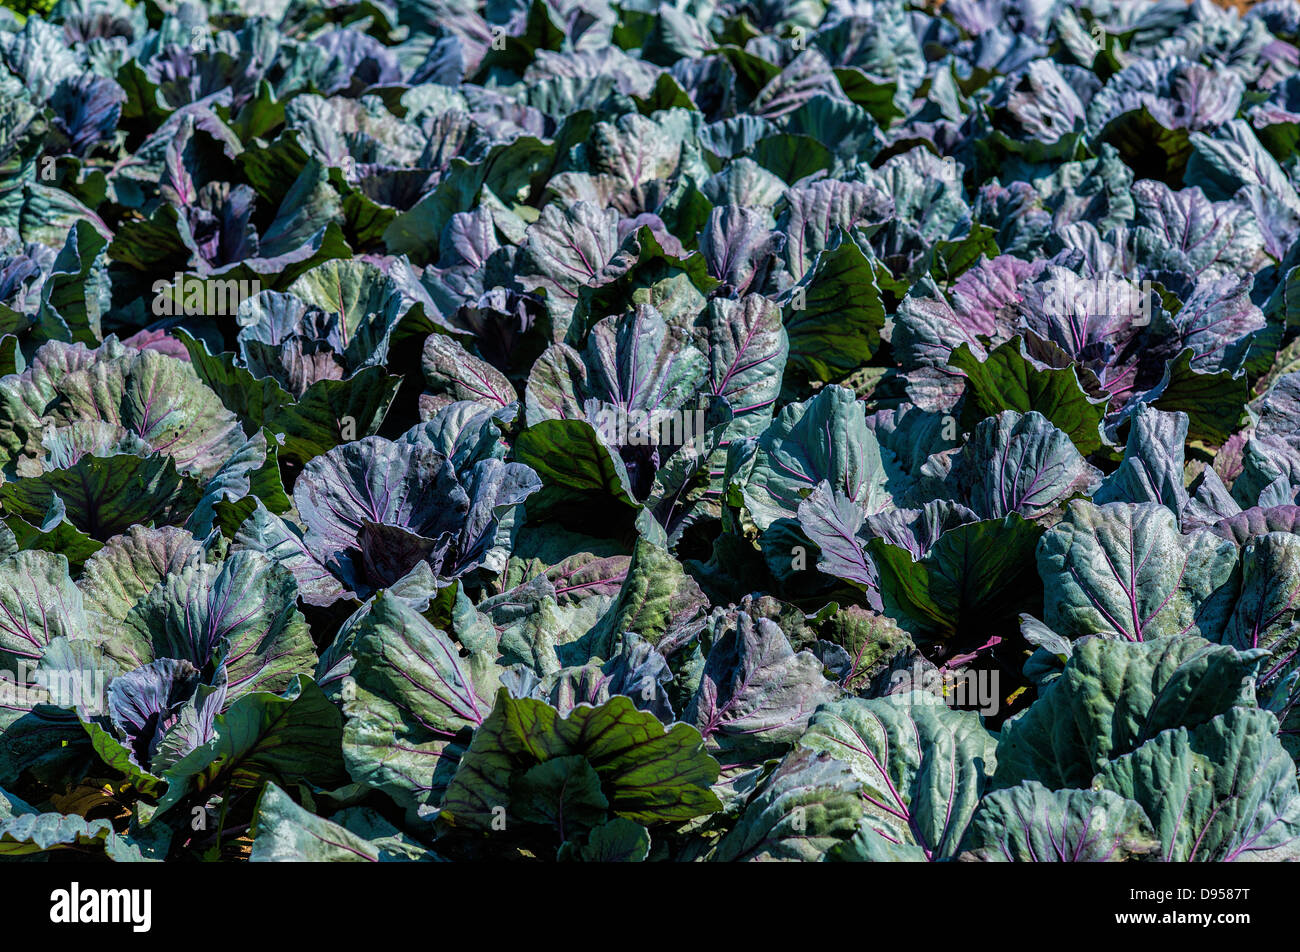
[0,0,1297,862]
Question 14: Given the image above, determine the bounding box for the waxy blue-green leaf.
[0,550,83,670]
[35,219,109,347]
[572,222,718,333]
[0,807,147,860]
[1037,501,1239,642]
[341,591,496,817]
[715,748,867,862]
[1141,348,1252,447]
[802,693,996,862]
[1222,533,1300,658]
[233,503,351,608]
[119,550,317,702]
[693,294,787,448]
[1095,405,1189,517]
[1095,707,1300,861]
[779,178,893,281]
[524,303,709,428]
[178,330,402,465]
[564,535,708,663]
[1186,119,1300,213]
[1214,532,1300,756]
[686,612,839,762]
[797,481,879,600]
[516,201,620,336]
[942,410,1099,519]
[421,334,517,410]
[739,385,891,531]
[283,258,414,369]
[957,782,1160,862]
[5,343,245,480]
[993,636,1264,790]
[1130,179,1266,279]
[250,782,437,862]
